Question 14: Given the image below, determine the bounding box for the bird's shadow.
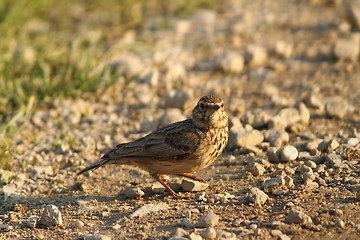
[0,189,177,225]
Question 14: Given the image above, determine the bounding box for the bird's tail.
[77,158,110,175]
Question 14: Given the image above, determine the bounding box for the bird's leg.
[151,173,181,199]
[177,173,206,183]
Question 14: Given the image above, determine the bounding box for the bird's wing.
[103,120,202,161]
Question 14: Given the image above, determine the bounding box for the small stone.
[263,129,289,147]
[195,192,207,202]
[334,38,359,62]
[305,160,317,169]
[318,139,340,152]
[188,233,202,240]
[279,234,291,240]
[262,83,279,96]
[338,21,352,33]
[348,184,360,195]
[266,118,283,131]
[246,162,265,176]
[304,93,324,110]
[228,127,264,149]
[76,199,91,207]
[254,228,262,236]
[181,218,194,229]
[173,227,188,237]
[284,175,294,188]
[2,185,15,202]
[279,145,298,162]
[228,98,246,114]
[318,178,327,186]
[39,205,63,227]
[25,216,38,229]
[223,155,237,166]
[134,83,152,105]
[139,67,159,87]
[270,229,283,237]
[175,20,191,37]
[329,209,344,216]
[274,41,293,58]
[121,187,145,199]
[267,147,280,163]
[150,182,166,194]
[245,45,268,67]
[73,220,85,229]
[271,95,291,107]
[325,98,348,118]
[129,203,168,218]
[198,210,219,227]
[325,153,342,168]
[285,166,295,176]
[298,151,312,160]
[304,180,319,191]
[218,52,244,74]
[334,219,346,228]
[249,224,258,230]
[0,224,12,232]
[181,179,208,192]
[297,165,315,181]
[298,102,311,124]
[213,192,236,203]
[328,139,340,151]
[346,137,359,146]
[241,109,270,128]
[109,54,143,77]
[297,164,313,174]
[263,220,286,228]
[263,176,285,192]
[27,166,53,176]
[165,62,187,84]
[246,187,269,205]
[280,104,309,127]
[216,230,237,240]
[201,227,217,239]
[158,108,186,128]
[286,209,313,225]
[83,234,111,240]
[162,89,193,109]
[112,224,121,230]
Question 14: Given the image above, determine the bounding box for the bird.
[77,95,229,198]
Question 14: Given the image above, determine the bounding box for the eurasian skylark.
[78,95,228,198]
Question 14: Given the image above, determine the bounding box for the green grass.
[0,0,220,169]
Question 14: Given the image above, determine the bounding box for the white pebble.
[181,179,208,192]
[286,209,313,225]
[279,145,298,162]
[39,205,63,227]
[198,210,219,227]
[201,227,217,239]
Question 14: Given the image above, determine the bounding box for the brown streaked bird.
[77,95,228,198]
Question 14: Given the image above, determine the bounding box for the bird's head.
[192,95,228,129]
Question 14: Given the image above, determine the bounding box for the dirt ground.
[1,0,360,239]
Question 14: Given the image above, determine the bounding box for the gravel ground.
[1,0,360,239]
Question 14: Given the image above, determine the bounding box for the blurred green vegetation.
[0,0,220,168]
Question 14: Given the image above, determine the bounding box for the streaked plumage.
[78,95,228,198]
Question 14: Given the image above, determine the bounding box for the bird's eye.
[221,103,224,108]
[199,102,205,110]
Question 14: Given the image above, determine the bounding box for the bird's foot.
[177,173,206,183]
